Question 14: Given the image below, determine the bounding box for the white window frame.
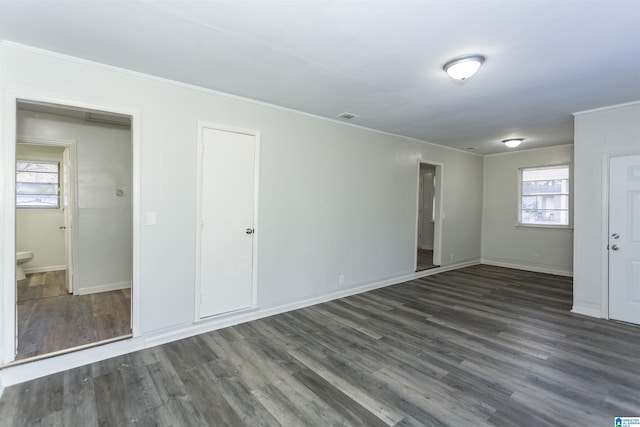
[518,164,571,228]
[16,159,61,209]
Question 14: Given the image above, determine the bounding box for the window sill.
[516,224,573,231]
[16,209,63,214]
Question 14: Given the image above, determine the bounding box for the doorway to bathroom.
[416,162,442,271]
[11,99,134,361]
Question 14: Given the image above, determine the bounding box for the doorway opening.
[416,162,442,271]
[9,99,135,362]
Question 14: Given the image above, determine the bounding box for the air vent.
[337,112,358,120]
[84,112,131,126]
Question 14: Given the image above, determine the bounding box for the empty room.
[0,1,639,426]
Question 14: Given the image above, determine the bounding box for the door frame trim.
[194,121,260,321]
[1,92,141,364]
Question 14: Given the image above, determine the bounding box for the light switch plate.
[146,211,157,226]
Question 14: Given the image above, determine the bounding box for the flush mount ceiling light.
[503,138,524,148]
[443,55,486,80]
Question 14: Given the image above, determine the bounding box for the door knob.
[246,228,254,234]
[59,226,67,230]
[611,244,620,251]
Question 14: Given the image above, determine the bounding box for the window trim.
[517,163,571,228]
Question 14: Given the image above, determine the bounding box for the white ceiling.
[1,0,639,154]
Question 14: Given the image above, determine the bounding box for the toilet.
[16,251,33,281]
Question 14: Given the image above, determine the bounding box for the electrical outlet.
[339,274,345,285]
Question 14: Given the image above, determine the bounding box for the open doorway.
[13,100,133,361]
[416,162,442,271]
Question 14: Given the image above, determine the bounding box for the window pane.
[522,179,568,195]
[17,171,59,184]
[16,161,59,174]
[521,209,569,225]
[16,182,58,195]
[522,166,569,181]
[16,194,59,208]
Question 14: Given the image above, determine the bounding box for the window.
[16,160,60,209]
[519,165,569,226]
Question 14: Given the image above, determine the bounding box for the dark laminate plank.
[251,382,311,426]
[62,365,99,426]
[292,367,388,427]
[2,265,640,426]
[177,364,245,426]
[93,370,131,426]
[213,375,281,425]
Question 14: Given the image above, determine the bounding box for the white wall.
[572,102,640,318]
[0,43,483,382]
[15,144,66,272]
[17,110,133,294]
[481,145,574,275]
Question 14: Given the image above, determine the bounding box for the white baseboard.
[24,265,66,274]
[0,260,480,389]
[77,281,131,295]
[480,258,573,277]
[571,305,603,319]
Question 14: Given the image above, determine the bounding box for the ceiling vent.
[337,112,359,120]
[84,111,131,126]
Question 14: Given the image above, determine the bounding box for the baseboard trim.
[480,258,573,277]
[77,281,131,295]
[0,260,480,389]
[24,265,66,274]
[571,305,603,318]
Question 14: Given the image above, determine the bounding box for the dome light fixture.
[443,55,486,80]
[503,138,524,148]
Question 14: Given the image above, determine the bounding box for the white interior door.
[609,154,640,325]
[198,126,257,318]
[62,147,74,293]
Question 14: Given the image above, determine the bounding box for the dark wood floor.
[18,270,68,303]
[2,265,639,426]
[17,271,131,360]
[416,248,437,271]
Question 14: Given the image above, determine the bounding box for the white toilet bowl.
[16,251,33,281]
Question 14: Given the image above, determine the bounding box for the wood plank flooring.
[2,265,639,426]
[17,272,132,360]
[17,270,68,303]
